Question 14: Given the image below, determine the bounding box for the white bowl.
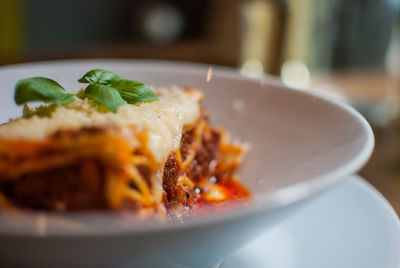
[0,60,374,268]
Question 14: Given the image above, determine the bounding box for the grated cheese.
[0,86,201,163]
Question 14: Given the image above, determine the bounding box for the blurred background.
[0,0,400,212]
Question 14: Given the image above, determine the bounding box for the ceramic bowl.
[0,60,374,268]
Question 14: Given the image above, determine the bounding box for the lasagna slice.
[0,87,249,218]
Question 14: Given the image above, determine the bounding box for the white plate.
[220,175,400,268]
[0,60,374,267]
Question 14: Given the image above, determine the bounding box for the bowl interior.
[0,60,373,234]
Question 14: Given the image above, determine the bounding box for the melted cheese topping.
[0,86,201,162]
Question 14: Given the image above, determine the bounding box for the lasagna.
[0,86,249,218]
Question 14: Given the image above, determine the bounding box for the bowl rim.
[0,59,375,237]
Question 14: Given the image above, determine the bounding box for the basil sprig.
[78,69,159,112]
[78,69,121,85]
[112,79,159,104]
[84,84,127,113]
[14,69,159,113]
[14,77,74,105]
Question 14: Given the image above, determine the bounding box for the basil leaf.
[14,77,74,105]
[112,79,159,104]
[78,69,121,85]
[84,84,127,113]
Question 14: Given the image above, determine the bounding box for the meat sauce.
[0,124,249,214]
[163,123,249,216]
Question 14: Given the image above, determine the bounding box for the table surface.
[360,122,400,216]
[314,71,400,216]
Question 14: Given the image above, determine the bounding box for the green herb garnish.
[84,84,127,113]
[14,69,159,113]
[14,77,74,105]
[78,69,121,85]
[78,69,158,109]
[111,79,159,105]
